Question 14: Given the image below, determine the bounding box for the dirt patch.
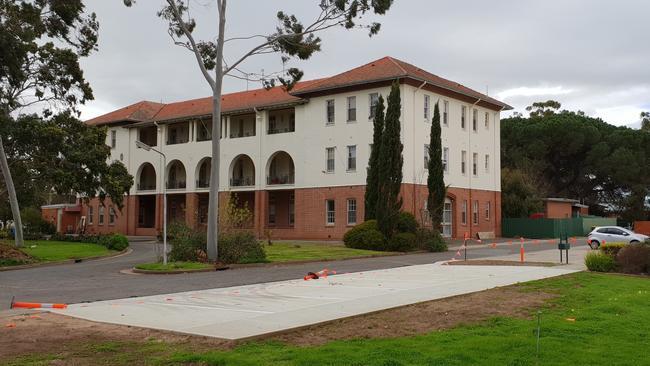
[446,259,556,267]
[1,284,555,362]
[0,242,33,266]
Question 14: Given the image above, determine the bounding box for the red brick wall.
[545,201,572,219]
[634,221,650,236]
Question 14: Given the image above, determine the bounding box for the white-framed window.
[326,99,335,125]
[473,153,478,176]
[326,199,335,225]
[461,106,467,129]
[473,200,479,225]
[326,147,335,173]
[347,145,356,171]
[443,100,449,125]
[98,206,105,225]
[485,201,491,221]
[347,199,357,225]
[109,207,116,225]
[472,109,478,132]
[443,147,449,173]
[461,200,467,225]
[485,154,490,173]
[484,112,490,129]
[110,130,117,148]
[461,150,467,175]
[88,206,94,225]
[424,95,430,120]
[369,93,379,119]
[442,200,452,237]
[424,144,429,169]
[347,96,356,122]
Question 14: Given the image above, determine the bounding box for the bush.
[600,243,626,257]
[616,245,650,274]
[356,229,386,251]
[344,220,379,249]
[20,207,56,238]
[396,212,418,234]
[100,234,129,251]
[387,232,417,252]
[168,222,206,262]
[218,231,266,264]
[585,252,615,272]
[416,228,448,252]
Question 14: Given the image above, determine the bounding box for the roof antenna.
[486,85,489,96]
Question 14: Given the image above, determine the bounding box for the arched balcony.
[266,151,295,185]
[166,160,186,190]
[230,154,255,187]
[196,157,211,189]
[137,163,156,191]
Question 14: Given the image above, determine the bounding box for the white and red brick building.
[76,57,511,240]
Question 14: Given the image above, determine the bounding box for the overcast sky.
[78,0,650,127]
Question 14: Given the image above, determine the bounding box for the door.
[442,199,453,238]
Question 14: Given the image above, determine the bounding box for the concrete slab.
[51,263,578,340]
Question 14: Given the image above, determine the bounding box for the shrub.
[387,232,417,252]
[584,252,615,272]
[396,212,418,234]
[356,229,386,251]
[344,220,379,248]
[168,222,206,262]
[616,245,650,274]
[416,228,448,252]
[20,207,56,237]
[599,243,626,257]
[218,231,266,264]
[100,234,129,251]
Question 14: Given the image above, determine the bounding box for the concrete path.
[51,262,578,340]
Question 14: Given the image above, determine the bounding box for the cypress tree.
[427,102,447,232]
[364,95,385,220]
[376,81,403,238]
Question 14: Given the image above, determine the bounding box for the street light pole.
[135,140,168,265]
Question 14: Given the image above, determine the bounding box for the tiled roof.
[86,101,165,126]
[86,57,510,126]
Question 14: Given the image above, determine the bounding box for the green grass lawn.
[135,261,214,271]
[263,241,395,263]
[12,240,114,263]
[5,273,650,365]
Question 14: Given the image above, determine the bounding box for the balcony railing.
[166,181,186,189]
[229,131,255,138]
[266,174,294,185]
[166,137,189,145]
[196,179,210,189]
[137,183,156,191]
[267,127,294,135]
[230,177,254,187]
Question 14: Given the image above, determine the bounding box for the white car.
[587,226,649,249]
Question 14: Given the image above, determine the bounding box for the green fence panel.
[581,217,617,235]
[503,217,611,238]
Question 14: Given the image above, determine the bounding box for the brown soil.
[1,284,555,363]
[0,242,33,265]
[446,259,556,267]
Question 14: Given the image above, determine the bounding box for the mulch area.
[0,242,33,265]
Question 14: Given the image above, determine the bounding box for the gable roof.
[86,101,165,126]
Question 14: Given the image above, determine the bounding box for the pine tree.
[376,81,403,238]
[427,102,447,231]
[364,96,385,220]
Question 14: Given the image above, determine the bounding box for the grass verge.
[263,241,395,263]
[134,262,214,271]
[1,240,114,265]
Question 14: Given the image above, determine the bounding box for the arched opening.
[166,160,186,189]
[229,154,255,187]
[266,151,294,185]
[137,163,156,191]
[196,157,211,188]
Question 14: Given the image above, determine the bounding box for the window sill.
[325,123,335,127]
[346,169,356,173]
[325,223,335,227]
[324,170,335,174]
[347,223,357,227]
[347,120,357,124]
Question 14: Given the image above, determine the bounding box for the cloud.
[496,86,576,101]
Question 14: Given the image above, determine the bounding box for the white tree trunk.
[206,0,227,261]
[0,135,24,247]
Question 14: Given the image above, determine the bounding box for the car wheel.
[630,240,640,245]
[588,240,600,249]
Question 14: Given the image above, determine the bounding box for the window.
[347,96,356,122]
[472,109,478,132]
[326,99,335,125]
[442,147,449,173]
[461,150,467,175]
[443,101,449,125]
[484,112,489,129]
[347,145,356,171]
[88,206,94,225]
[98,206,105,225]
[461,106,467,129]
[110,130,116,148]
[347,199,357,225]
[424,95,430,120]
[268,115,277,133]
[485,154,490,173]
[289,193,295,226]
[326,199,335,225]
[268,195,276,224]
[461,200,467,225]
[369,93,379,119]
[424,144,429,169]
[473,200,479,225]
[442,201,452,237]
[326,147,335,172]
[485,201,491,220]
[109,207,115,225]
[473,153,478,176]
